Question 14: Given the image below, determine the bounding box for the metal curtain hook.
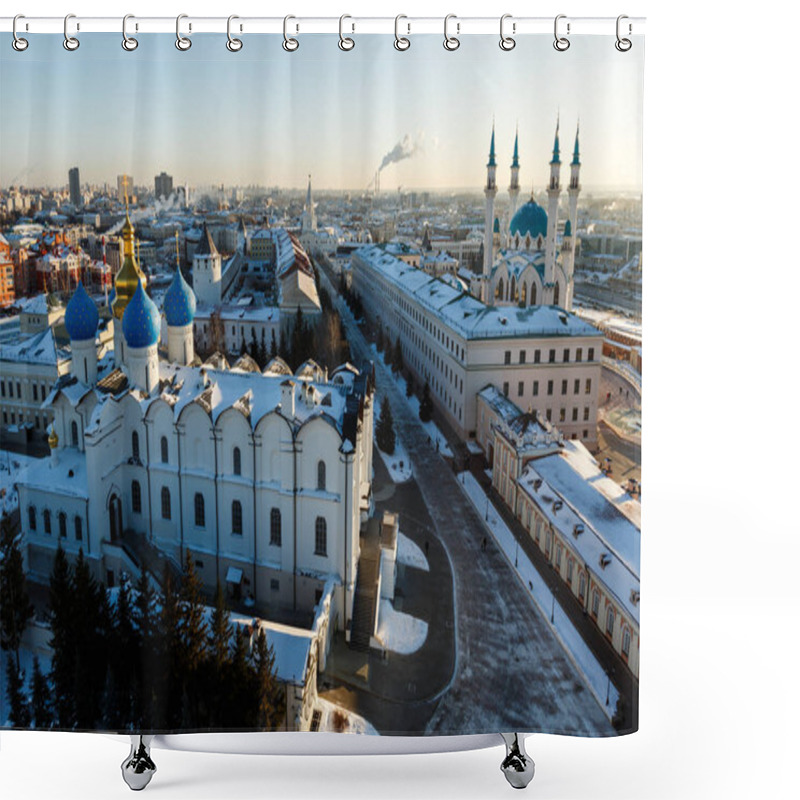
[553,14,570,51]
[63,14,79,51]
[615,15,632,51]
[444,14,460,51]
[122,15,138,51]
[339,15,354,51]
[227,15,243,51]
[12,15,29,51]
[176,14,192,51]
[500,14,516,51]
[283,15,299,51]
[394,15,410,51]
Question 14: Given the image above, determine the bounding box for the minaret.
[508,125,521,220]
[483,123,498,304]
[301,174,317,233]
[192,222,222,306]
[564,122,582,311]
[545,116,562,302]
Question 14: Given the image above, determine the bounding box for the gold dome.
[48,425,59,449]
[111,210,147,320]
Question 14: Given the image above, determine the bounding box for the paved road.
[318,259,613,737]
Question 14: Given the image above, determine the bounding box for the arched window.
[131,431,140,461]
[567,559,574,583]
[553,281,560,306]
[530,283,537,305]
[71,420,78,447]
[605,606,615,636]
[58,512,67,539]
[43,509,51,535]
[496,277,504,300]
[521,282,527,305]
[578,572,586,600]
[131,480,142,513]
[28,506,36,531]
[233,447,241,476]
[591,589,600,617]
[231,501,243,535]
[317,460,326,491]
[161,487,171,520]
[74,516,82,541]
[194,493,205,527]
[622,626,631,657]
[510,276,517,302]
[314,516,327,556]
[160,436,169,464]
[270,508,282,546]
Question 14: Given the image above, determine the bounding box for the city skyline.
[0,34,643,192]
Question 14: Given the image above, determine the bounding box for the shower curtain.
[0,24,643,740]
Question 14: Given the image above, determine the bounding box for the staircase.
[349,520,381,653]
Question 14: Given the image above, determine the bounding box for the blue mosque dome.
[509,198,548,241]
[163,267,196,327]
[122,279,161,348]
[64,281,99,342]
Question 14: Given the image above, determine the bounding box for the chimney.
[281,379,296,417]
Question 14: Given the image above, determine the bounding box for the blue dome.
[510,199,548,241]
[122,279,161,348]
[64,281,99,342]
[163,267,196,327]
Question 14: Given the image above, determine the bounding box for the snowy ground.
[457,470,621,719]
[396,532,429,572]
[375,438,412,483]
[314,695,378,735]
[376,599,428,655]
[0,450,44,518]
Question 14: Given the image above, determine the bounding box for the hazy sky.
[1,33,643,192]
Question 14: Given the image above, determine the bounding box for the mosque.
[15,206,375,631]
[480,120,582,311]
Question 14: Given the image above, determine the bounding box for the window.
[270,508,282,546]
[588,347,595,361]
[579,572,586,600]
[591,589,600,617]
[232,501,243,535]
[534,349,541,364]
[270,579,280,592]
[131,481,141,513]
[545,531,552,557]
[584,407,590,421]
[0,380,4,397]
[317,460,326,491]
[574,379,580,395]
[314,517,327,556]
[233,447,241,476]
[622,627,631,657]
[572,408,578,421]
[502,382,509,397]
[59,512,67,539]
[547,380,554,396]
[33,384,38,401]
[563,349,570,363]
[533,380,539,396]
[555,545,562,568]
[44,510,51,535]
[519,350,526,364]
[576,348,583,362]
[585,378,592,395]
[71,420,78,446]
[160,436,169,464]
[567,559,574,583]
[517,381,524,397]
[132,431,140,461]
[194,493,205,527]
[549,349,556,363]
[534,518,541,543]
[561,379,568,395]
[28,506,36,531]
[504,350,511,365]
[559,408,566,422]
[546,409,552,421]
[74,516,82,541]
[606,606,615,636]
[161,487,171,520]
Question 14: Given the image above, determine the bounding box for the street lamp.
[550,584,557,624]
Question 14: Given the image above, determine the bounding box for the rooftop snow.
[0,327,70,366]
[13,447,89,499]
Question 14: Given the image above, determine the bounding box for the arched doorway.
[108,494,123,542]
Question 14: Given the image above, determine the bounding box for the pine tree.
[253,628,282,730]
[178,552,208,727]
[240,332,247,356]
[392,338,404,374]
[5,657,30,728]
[419,381,433,422]
[259,329,268,368]
[48,545,75,728]
[249,327,259,363]
[0,515,34,671]
[278,326,288,363]
[405,372,415,399]
[270,329,278,360]
[376,325,384,353]
[209,583,232,673]
[30,656,53,729]
[376,396,396,455]
[157,571,182,730]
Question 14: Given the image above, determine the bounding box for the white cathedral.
[15,209,375,633]
[479,120,582,311]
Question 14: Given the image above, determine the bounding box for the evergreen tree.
[209,583,232,674]
[178,552,208,727]
[405,372,415,399]
[419,382,434,422]
[227,627,256,729]
[48,545,75,727]
[5,658,30,728]
[376,396,396,455]
[107,575,137,729]
[157,571,182,730]
[270,329,278,360]
[30,656,53,729]
[260,329,268,368]
[253,628,282,730]
[240,332,247,356]
[376,325,384,353]
[249,327,259,363]
[391,338,404,374]
[0,515,34,671]
[278,326,288,363]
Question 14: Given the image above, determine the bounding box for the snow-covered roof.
[15,293,60,316]
[13,447,89,499]
[0,327,70,366]
[354,245,601,341]
[252,619,314,686]
[194,303,279,323]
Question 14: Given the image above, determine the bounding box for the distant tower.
[545,117,562,304]
[483,123,498,304]
[68,167,81,208]
[508,127,520,219]
[192,223,222,306]
[564,123,582,311]
[301,175,317,233]
[164,235,197,366]
[64,281,99,386]
[122,279,161,393]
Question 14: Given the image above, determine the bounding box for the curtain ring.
[12,15,29,52]
[339,15,355,51]
[63,14,80,51]
[227,15,243,51]
[283,15,299,51]
[443,14,460,51]
[499,14,516,51]
[176,14,192,51]
[615,15,632,52]
[394,15,410,51]
[553,14,570,51]
[122,15,138,51]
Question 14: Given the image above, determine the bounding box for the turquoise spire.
[511,126,520,168]
[487,123,497,168]
[572,122,581,166]
[551,116,561,165]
